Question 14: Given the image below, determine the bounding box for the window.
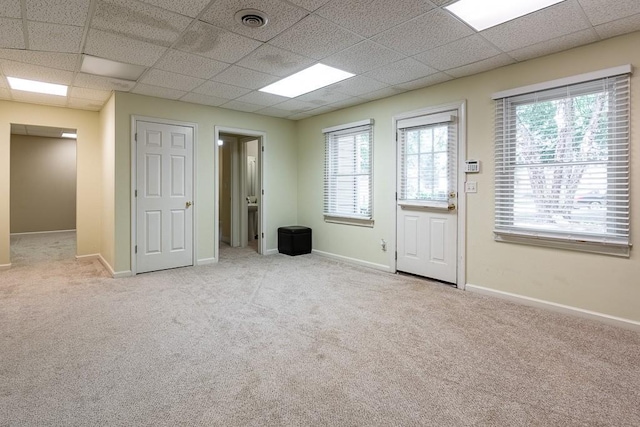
[323,119,373,225]
[493,66,631,256]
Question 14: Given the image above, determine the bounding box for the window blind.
[494,71,630,253]
[323,121,373,220]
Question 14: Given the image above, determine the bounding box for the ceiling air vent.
[235,9,268,28]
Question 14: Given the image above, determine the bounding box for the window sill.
[324,215,374,228]
[494,230,630,257]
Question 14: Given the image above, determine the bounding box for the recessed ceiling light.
[62,132,77,139]
[81,55,146,81]
[7,77,68,96]
[446,0,566,31]
[259,64,354,98]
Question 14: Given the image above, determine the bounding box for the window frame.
[323,119,374,227]
[492,65,632,257]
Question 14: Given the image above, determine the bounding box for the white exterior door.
[396,111,458,284]
[136,120,194,274]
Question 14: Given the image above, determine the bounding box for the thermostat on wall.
[464,160,480,173]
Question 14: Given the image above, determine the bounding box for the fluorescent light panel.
[446,0,566,31]
[81,55,146,81]
[259,64,354,98]
[7,76,68,96]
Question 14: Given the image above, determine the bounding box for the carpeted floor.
[1,232,639,426]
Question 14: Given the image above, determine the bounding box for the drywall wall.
[296,32,640,322]
[10,134,76,233]
[100,94,116,269]
[0,101,101,267]
[113,92,297,274]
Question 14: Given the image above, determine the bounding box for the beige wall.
[0,101,102,266]
[10,134,76,233]
[296,32,640,322]
[100,95,116,268]
[113,92,297,273]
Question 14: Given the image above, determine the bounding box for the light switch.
[465,181,477,193]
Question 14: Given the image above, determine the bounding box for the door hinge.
[261,146,264,152]
[395,192,398,201]
[261,232,264,238]
[135,189,137,197]
[395,132,398,142]
[262,189,264,195]
[395,251,397,260]
[135,133,137,142]
[135,245,138,254]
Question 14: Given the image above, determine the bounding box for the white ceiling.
[0,0,638,120]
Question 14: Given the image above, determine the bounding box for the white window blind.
[398,112,457,207]
[323,120,373,221]
[494,68,631,255]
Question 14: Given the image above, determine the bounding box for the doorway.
[9,124,78,264]
[215,127,265,259]
[393,102,466,288]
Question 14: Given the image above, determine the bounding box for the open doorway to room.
[9,124,78,265]
[216,127,264,258]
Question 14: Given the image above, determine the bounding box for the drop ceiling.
[0,0,638,120]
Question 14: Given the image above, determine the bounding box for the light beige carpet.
[1,232,639,426]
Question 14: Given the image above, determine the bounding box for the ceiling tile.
[326,96,365,110]
[268,15,363,60]
[595,13,640,40]
[74,73,136,91]
[287,112,313,120]
[429,0,453,5]
[11,90,67,106]
[28,22,83,53]
[180,92,227,107]
[254,106,292,118]
[132,83,186,99]
[358,86,407,101]
[92,0,191,47]
[154,50,229,80]
[1,60,74,84]
[141,69,205,91]
[305,105,334,115]
[174,21,262,64]
[0,88,10,100]
[271,98,316,113]
[317,0,435,38]
[481,0,591,52]
[414,35,501,71]
[70,86,112,101]
[372,9,474,56]
[234,91,289,107]
[139,0,212,18]
[211,66,278,90]
[26,0,91,26]
[508,29,599,62]
[236,44,314,77]
[287,0,331,12]
[364,58,438,85]
[322,40,405,75]
[0,74,7,88]
[220,99,263,113]
[0,18,25,49]
[85,29,167,66]
[0,50,78,71]
[192,81,251,99]
[295,88,351,106]
[327,75,388,97]
[445,54,515,78]
[68,97,104,111]
[578,0,640,26]
[395,72,453,91]
[200,0,308,42]
[0,1,21,18]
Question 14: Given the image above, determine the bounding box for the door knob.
[186,201,192,208]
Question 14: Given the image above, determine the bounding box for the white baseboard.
[312,249,393,273]
[0,263,11,271]
[75,253,99,261]
[75,253,131,278]
[112,270,133,278]
[197,257,217,265]
[466,284,640,332]
[264,249,279,255]
[11,229,76,236]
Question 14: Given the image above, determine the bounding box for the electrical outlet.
[465,181,477,193]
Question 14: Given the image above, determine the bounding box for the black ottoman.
[278,226,312,256]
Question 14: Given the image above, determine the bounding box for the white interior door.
[136,120,193,273]
[396,111,458,283]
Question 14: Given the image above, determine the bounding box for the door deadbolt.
[448,204,456,211]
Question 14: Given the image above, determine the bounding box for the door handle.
[186,201,192,208]
[448,204,456,211]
